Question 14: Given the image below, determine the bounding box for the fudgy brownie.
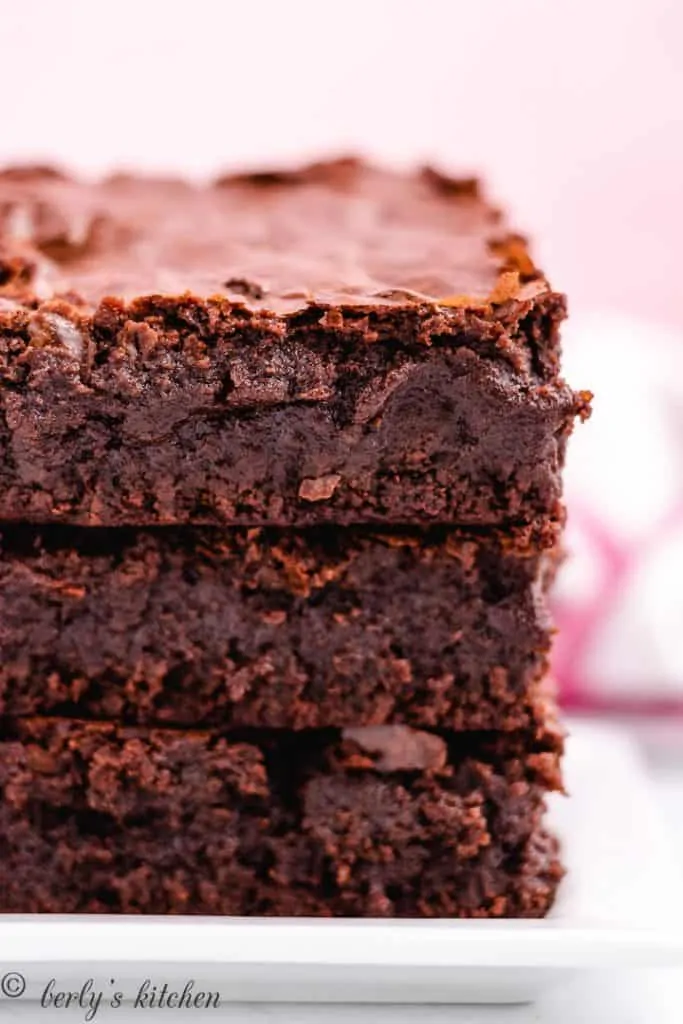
[0,718,563,916]
[0,161,590,528]
[0,524,558,730]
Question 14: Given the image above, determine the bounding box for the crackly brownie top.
[0,158,550,315]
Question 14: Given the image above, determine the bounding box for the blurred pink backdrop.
[2,0,682,327]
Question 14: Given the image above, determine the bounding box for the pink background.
[2,0,682,327]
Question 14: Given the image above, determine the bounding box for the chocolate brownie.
[0,719,563,916]
[0,160,590,528]
[0,524,558,730]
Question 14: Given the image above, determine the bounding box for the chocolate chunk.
[298,475,342,502]
[342,725,448,772]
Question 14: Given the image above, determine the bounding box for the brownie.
[0,524,558,730]
[0,160,590,528]
[0,718,563,916]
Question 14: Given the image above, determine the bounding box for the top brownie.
[0,159,589,527]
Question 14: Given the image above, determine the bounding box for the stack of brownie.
[0,159,589,916]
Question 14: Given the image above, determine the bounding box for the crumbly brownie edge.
[0,294,590,527]
[0,524,559,730]
[0,719,563,917]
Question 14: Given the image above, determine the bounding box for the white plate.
[0,722,681,1006]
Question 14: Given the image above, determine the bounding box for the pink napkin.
[553,313,683,715]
